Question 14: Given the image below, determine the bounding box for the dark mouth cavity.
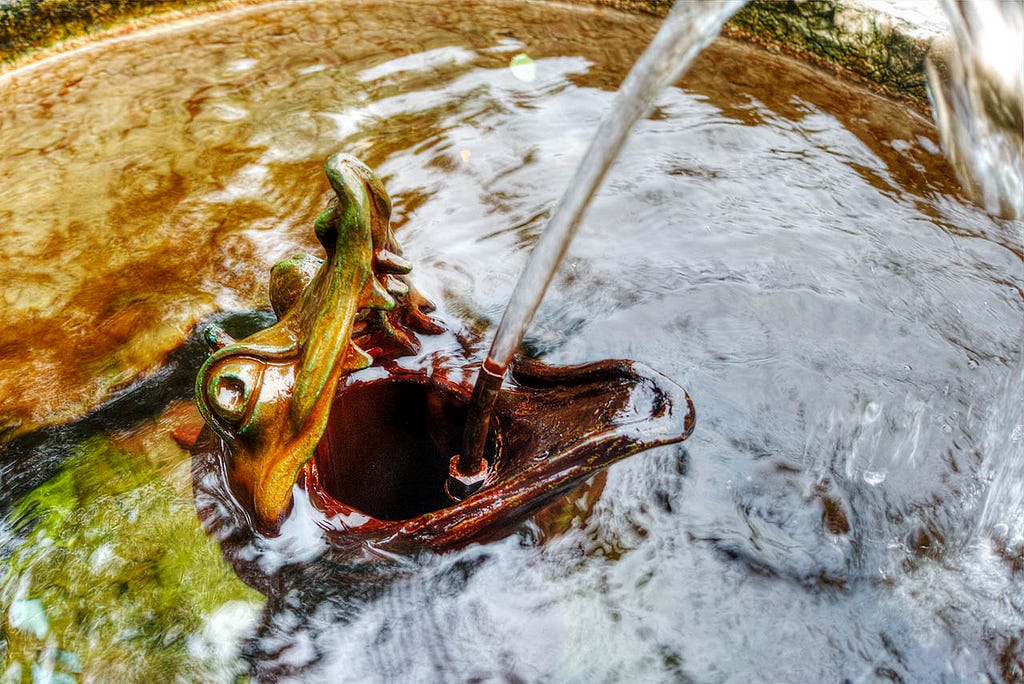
[313,376,471,521]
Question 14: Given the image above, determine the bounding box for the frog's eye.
[204,357,264,430]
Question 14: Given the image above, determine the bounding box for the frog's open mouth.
[295,355,694,553]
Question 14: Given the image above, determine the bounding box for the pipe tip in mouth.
[444,454,489,502]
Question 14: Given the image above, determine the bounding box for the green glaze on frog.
[195,154,437,531]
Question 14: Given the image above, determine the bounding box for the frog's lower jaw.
[300,355,694,552]
[193,341,693,591]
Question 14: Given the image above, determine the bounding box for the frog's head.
[195,154,438,531]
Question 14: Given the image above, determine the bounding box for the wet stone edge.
[582,0,943,105]
[0,0,240,67]
[724,0,938,105]
[1,0,943,104]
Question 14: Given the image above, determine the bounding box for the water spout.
[454,0,747,492]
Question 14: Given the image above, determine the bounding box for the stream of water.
[927,0,1023,221]
[925,0,1024,576]
[0,0,1021,681]
[459,0,745,470]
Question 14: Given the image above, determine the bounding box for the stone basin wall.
[0,0,946,104]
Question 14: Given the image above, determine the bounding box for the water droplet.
[225,58,258,74]
[56,650,82,675]
[509,53,537,82]
[903,364,912,371]
[967,357,979,368]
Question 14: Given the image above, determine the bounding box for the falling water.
[459,0,747,470]
[975,357,1024,552]
[927,0,1024,221]
[928,0,1024,551]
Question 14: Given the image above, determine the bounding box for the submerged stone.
[0,435,259,681]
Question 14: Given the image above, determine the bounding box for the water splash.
[460,0,747,467]
[927,0,1024,220]
[975,356,1024,553]
[929,0,1024,558]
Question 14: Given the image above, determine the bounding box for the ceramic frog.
[192,153,693,590]
[195,154,439,530]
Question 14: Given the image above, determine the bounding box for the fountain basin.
[0,1,1020,681]
[0,0,954,439]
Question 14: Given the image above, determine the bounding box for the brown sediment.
[721,22,931,115]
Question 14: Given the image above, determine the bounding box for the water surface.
[0,0,1021,681]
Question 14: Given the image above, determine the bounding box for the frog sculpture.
[192,154,694,588]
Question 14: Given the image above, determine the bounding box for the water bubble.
[31,661,76,684]
[55,651,81,675]
[509,53,537,82]
[863,470,887,486]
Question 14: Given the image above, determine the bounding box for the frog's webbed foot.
[269,213,440,356]
[313,157,441,359]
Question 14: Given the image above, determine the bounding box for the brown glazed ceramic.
[192,154,694,592]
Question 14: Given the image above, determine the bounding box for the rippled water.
[0,0,1021,681]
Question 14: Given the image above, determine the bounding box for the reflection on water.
[0,0,1021,681]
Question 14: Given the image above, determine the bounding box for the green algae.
[0,435,261,683]
[0,0,214,65]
